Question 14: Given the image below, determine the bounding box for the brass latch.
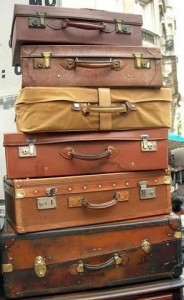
[33,52,51,69]
[2,263,13,273]
[18,139,36,157]
[115,19,131,34]
[35,256,47,277]
[28,11,47,28]
[140,135,157,152]
[139,181,156,199]
[133,52,151,69]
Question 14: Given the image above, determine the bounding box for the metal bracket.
[115,19,131,34]
[139,181,156,199]
[140,135,157,152]
[18,139,36,157]
[37,196,57,210]
[28,11,47,28]
[133,52,151,69]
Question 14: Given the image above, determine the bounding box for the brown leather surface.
[10,4,143,66]
[20,45,162,88]
[0,215,182,298]
[4,129,169,179]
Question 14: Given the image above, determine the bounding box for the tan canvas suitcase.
[4,169,172,233]
[20,45,163,88]
[15,87,172,133]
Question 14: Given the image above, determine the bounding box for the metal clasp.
[115,19,131,34]
[28,11,47,28]
[139,181,156,199]
[133,52,151,69]
[140,135,157,152]
[18,139,36,157]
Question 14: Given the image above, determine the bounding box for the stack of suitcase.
[0,4,184,300]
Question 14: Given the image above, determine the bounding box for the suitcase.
[6,277,183,300]
[15,87,172,133]
[4,169,172,233]
[0,215,182,298]
[3,129,169,179]
[20,45,163,88]
[10,4,143,66]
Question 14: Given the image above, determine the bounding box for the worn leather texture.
[20,45,163,88]
[15,87,172,133]
[0,215,182,298]
[3,129,169,179]
[4,169,172,233]
[10,4,143,66]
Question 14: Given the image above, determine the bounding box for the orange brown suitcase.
[10,4,143,66]
[20,45,162,88]
[4,169,172,233]
[0,215,182,298]
[3,129,169,180]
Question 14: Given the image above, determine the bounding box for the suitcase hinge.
[33,52,51,69]
[140,135,157,152]
[35,256,47,277]
[1,263,13,273]
[133,52,151,69]
[28,11,47,28]
[139,181,156,199]
[115,19,131,34]
[18,139,36,157]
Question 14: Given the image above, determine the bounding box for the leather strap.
[98,88,112,130]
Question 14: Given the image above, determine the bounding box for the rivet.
[154,180,157,183]
[98,185,102,188]
[9,257,13,261]
[34,190,37,194]
[83,186,87,190]
[68,188,72,191]
[126,182,129,186]
[57,74,61,78]
[112,184,116,187]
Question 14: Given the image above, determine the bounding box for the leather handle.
[61,19,108,31]
[60,145,118,160]
[76,253,124,274]
[81,103,128,115]
[60,58,123,71]
[69,192,122,210]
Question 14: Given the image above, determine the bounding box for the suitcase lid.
[20,44,162,60]
[3,128,168,147]
[10,4,143,48]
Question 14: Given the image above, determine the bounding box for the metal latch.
[33,52,51,69]
[18,139,36,157]
[115,19,131,34]
[37,196,57,210]
[1,263,13,273]
[139,181,156,199]
[28,11,47,28]
[133,52,151,69]
[140,135,157,152]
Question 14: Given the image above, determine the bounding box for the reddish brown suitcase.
[6,277,183,300]
[4,169,172,233]
[10,4,143,66]
[0,215,182,298]
[3,129,169,179]
[21,45,162,88]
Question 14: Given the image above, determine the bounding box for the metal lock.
[18,139,36,157]
[140,135,157,152]
[139,181,156,199]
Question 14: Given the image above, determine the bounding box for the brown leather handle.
[61,19,108,31]
[79,192,121,209]
[60,58,123,71]
[60,145,118,160]
[76,253,124,274]
[81,103,128,115]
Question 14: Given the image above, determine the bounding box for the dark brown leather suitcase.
[10,4,143,66]
[15,87,172,133]
[3,129,169,179]
[0,215,182,298]
[4,169,172,233]
[4,277,183,299]
[21,45,162,88]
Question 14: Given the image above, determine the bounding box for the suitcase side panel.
[0,216,182,298]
